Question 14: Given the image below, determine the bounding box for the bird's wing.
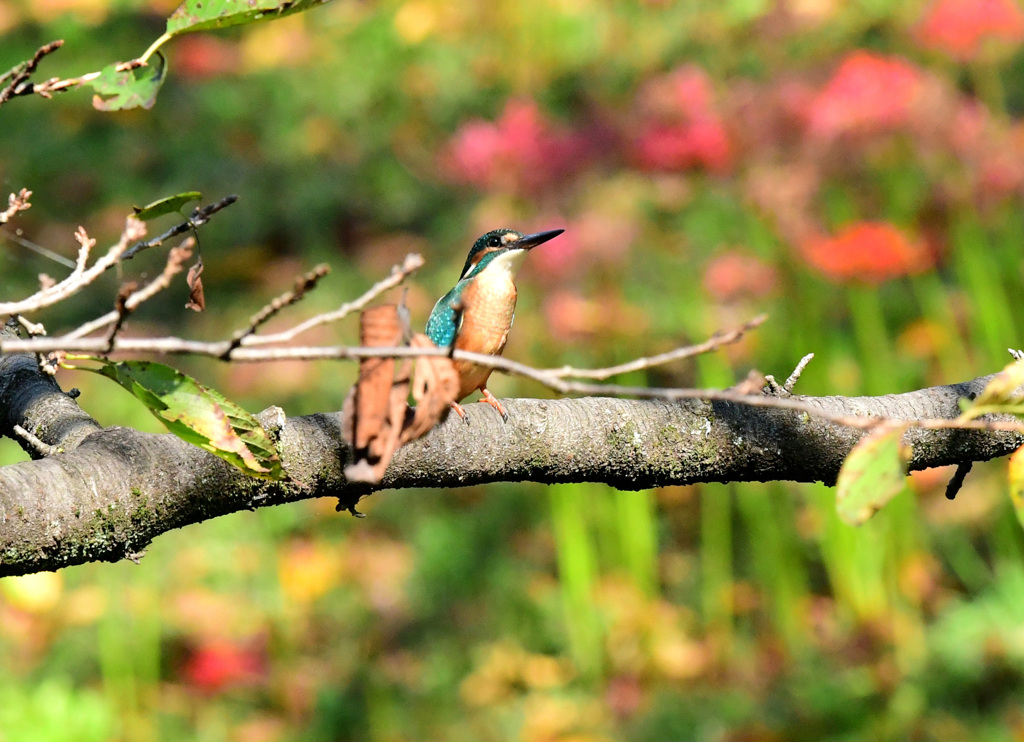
[425,286,461,347]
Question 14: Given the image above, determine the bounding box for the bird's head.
[459,228,564,281]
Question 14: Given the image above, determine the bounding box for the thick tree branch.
[0,360,1019,576]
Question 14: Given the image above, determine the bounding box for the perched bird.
[426,227,564,421]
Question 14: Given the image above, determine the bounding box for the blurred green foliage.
[4,0,1024,739]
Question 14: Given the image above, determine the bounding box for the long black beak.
[515,228,564,250]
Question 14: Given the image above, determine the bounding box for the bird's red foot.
[481,388,509,422]
[449,400,470,424]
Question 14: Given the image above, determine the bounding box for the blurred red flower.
[441,100,588,193]
[702,250,779,301]
[634,65,734,173]
[799,222,933,283]
[917,0,1024,60]
[807,52,924,138]
[174,35,240,79]
[183,638,263,694]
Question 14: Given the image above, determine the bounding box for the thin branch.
[223,263,331,358]
[3,54,144,103]
[0,218,146,316]
[543,314,768,379]
[0,189,32,224]
[0,190,78,269]
[2,329,1020,438]
[104,283,137,352]
[12,425,58,457]
[79,238,198,345]
[121,195,238,261]
[784,353,815,392]
[1,196,236,317]
[0,228,77,269]
[15,315,46,337]
[0,40,64,105]
[240,253,426,347]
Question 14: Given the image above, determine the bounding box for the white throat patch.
[463,248,528,280]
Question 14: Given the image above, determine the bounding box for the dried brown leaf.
[343,305,409,483]
[403,334,459,442]
[185,256,205,312]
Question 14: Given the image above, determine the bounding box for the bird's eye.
[487,236,501,247]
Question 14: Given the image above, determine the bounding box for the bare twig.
[784,353,815,392]
[0,217,146,316]
[0,189,32,224]
[1,196,236,317]
[15,315,46,337]
[945,461,973,501]
[0,40,64,105]
[3,329,1020,439]
[223,263,331,358]
[121,195,238,261]
[241,253,425,347]
[543,314,768,380]
[104,283,137,352]
[12,425,58,457]
[2,53,144,103]
[0,228,77,269]
[74,238,197,344]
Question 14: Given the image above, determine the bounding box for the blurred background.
[3,0,1024,739]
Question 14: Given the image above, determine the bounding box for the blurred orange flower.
[807,52,924,138]
[634,65,733,173]
[702,250,779,302]
[799,222,934,283]
[917,0,1024,60]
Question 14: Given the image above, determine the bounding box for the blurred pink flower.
[529,212,637,281]
[807,52,924,138]
[633,65,734,173]
[442,100,588,193]
[917,0,1024,60]
[948,100,991,156]
[183,638,263,694]
[798,222,933,283]
[702,250,778,301]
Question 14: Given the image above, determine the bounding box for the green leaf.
[132,192,202,221]
[90,53,167,112]
[77,359,285,481]
[836,424,910,526]
[1009,445,1024,531]
[960,360,1024,420]
[166,0,333,35]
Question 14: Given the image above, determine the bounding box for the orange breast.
[453,273,517,398]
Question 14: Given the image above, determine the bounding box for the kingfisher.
[426,227,564,421]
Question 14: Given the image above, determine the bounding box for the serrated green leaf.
[78,358,285,481]
[132,192,202,221]
[836,424,910,526]
[90,53,167,111]
[166,0,332,35]
[1009,445,1024,531]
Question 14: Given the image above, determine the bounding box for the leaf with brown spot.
[185,256,205,312]
[76,358,285,480]
[836,423,910,525]
[91,53,166,111]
